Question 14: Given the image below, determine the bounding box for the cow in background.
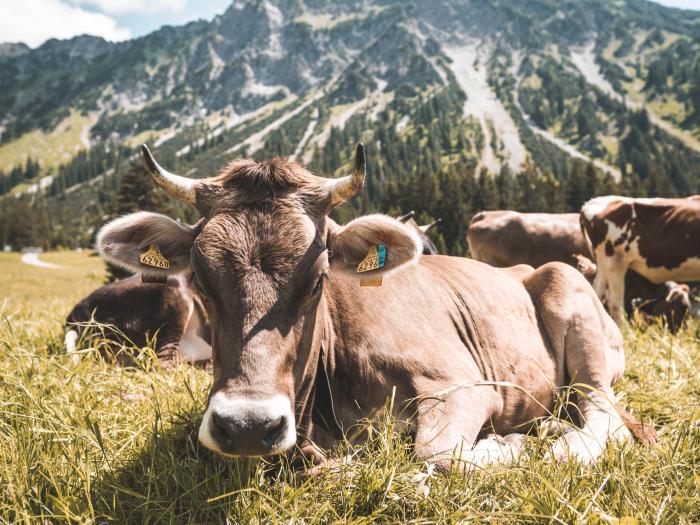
[396,210,441,254]
[65,272,211,365]
[467,211,587,268]
[580,195,700,324]
[574,255,692,333]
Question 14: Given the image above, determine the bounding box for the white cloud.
[652,0,700,9]
[0,0,131,48]
[76,0,186,15]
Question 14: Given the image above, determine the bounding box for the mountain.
[1,0,699,252]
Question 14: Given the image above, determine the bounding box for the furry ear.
[329,214,422,277]
[96,212,198,276]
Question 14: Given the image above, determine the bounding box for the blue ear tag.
[377,244,387,269]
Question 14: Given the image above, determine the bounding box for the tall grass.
[1,252,698,523]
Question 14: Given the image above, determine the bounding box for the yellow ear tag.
[139,244,170,269]
[357,244,387,273]
[358,244,387,287]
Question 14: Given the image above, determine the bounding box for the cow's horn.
[141,144,196,205]
[327,142,366,205]
[419,218,441,233]
[397,210,415,223]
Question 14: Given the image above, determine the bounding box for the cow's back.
[66,275,191,349]
[581,196,700,283]
[468,211,587,268]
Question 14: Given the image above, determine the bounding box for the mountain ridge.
[1,0,699,251]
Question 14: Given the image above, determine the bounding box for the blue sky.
[1,0,699,48]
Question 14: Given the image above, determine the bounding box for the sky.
[1,0,699,49]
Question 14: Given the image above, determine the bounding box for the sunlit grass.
[1,252,698,523]
[0,110,97,173]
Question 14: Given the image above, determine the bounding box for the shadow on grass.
[88,406,292,524]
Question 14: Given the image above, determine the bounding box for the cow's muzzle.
[198,392,296,457]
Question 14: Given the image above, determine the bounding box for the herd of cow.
[64,143,698,473]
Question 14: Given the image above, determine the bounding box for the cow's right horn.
[141,144,196,205]
[326,142,366,206]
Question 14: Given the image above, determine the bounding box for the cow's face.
[97,144,422,457]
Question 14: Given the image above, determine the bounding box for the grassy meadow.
[0,251,698,524]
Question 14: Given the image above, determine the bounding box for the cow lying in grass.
[65,273,211,365]
[95,143,653,472]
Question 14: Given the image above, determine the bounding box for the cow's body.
[65,274,211,363]
[95,144,653,471]
[580,195,700,323]
[320,254,623,451]
[467,211,587,268]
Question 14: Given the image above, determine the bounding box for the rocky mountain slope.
[1,0,699,248]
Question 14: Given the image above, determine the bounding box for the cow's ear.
[96,212,198,276]
[329,214,422,276]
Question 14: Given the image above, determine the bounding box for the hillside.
[1,0,700,253]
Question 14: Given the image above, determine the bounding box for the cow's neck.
[290,295,340,451]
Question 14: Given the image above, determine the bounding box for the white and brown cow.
[65,272,211,364]
[467,211,588,268]
[580,195,700,324]
[95,144,653,472]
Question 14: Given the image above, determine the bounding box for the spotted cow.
[580,196,700,324]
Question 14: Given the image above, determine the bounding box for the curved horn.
[418,218,441,233]
[327,142,366,206]
[141,144,196,205]
[397,210,415,223]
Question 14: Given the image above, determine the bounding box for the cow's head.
[96,144,422,457]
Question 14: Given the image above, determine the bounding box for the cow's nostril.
[211,412,235,441]
[262,415,288,448]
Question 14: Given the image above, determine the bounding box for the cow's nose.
[198,393,296,457]
[210,411,289,449]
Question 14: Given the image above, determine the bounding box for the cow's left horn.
[141,144,196,205]
[419,218,441,233]
[327,142,366,206]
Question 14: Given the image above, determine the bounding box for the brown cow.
[574,255,691,333]
[580,196,700,324]
[65,271,211,364]
[467,211,587,268]
[95,144,651,471]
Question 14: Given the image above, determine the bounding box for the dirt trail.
[444,43,527,174]
[510,52,621,181]
[21,253,62,269]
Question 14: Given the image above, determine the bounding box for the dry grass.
[0,252,698,524]
[0,110,96,172]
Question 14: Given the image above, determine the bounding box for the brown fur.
[65,274,210,363]
[468,211,588,268]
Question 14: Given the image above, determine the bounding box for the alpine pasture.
[1,251,698,523]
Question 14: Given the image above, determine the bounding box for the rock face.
[1,0,699,196]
